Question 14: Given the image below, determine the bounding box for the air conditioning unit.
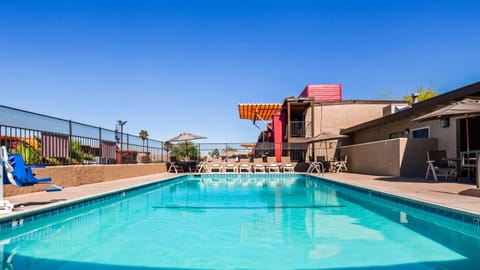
[383,104,410,116]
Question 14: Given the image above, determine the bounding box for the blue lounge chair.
[1,146,62,192]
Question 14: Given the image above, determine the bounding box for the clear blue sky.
[1,0,479,142]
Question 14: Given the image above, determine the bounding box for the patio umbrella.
[413,98,480,122]
[413,98,480,186]
[167,132,207,142]
[241,143,256,148]
[241,143,256,161]
[167,132,207,160]
[304,132,349,161]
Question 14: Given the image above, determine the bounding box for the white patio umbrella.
[167,132,207,160]
[413,98,480,186]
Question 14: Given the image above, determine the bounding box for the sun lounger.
[266,157,280,173]
[283,165,294,173]
[224,163,237,173]
[253,164,265,173]
[251,158,265,173]
[239,164,251,173]
[209,163,223,173]
[223,158,238,173]
[1,146,62,192]
[281,156,295,173]
[267,163,280,173]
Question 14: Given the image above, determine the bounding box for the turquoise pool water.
[1,174,480,269]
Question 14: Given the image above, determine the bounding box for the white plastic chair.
[168,162,184,173]
[334,155,348,173]
[425,150,456,181]
[307,162,324,175]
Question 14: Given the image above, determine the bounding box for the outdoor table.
[178,161,198,172]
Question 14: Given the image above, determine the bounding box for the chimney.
[411,92,419,104]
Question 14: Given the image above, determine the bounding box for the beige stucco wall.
[308,103,396,134]
[340,138,438,177]
[305,102,405,160]
[4,163,167,196]
[425,117,458,157]
[399,138,439,176]
[350,115,459,158]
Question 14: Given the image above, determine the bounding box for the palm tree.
[139,130,149,152]
[69,140,94,164]
[172,141,198,160]
[403,87,438,105]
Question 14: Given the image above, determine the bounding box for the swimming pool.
[1,174,480,269]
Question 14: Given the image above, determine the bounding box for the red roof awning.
[238,103,282,121]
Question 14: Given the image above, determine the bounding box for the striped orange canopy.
[238,103,282,121]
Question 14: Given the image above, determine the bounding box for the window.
[411,127,429,138]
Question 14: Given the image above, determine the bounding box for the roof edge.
[341,81,480,134]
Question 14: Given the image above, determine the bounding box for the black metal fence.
[0,105,165,165]
[1,105,328,166]
[181,142,319,163]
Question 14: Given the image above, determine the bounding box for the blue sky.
[1,0,479,142]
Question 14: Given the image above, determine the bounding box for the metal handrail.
[290,121,311,137]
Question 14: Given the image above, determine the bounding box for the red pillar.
[272,113,283,162]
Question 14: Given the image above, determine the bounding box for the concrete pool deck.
[2,172,480,220]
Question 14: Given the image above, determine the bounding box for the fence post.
[98,127,102,164]
[126,134,129,153]
[146,138,149,163]
[68,120,73,162]
[161,141,164,162]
